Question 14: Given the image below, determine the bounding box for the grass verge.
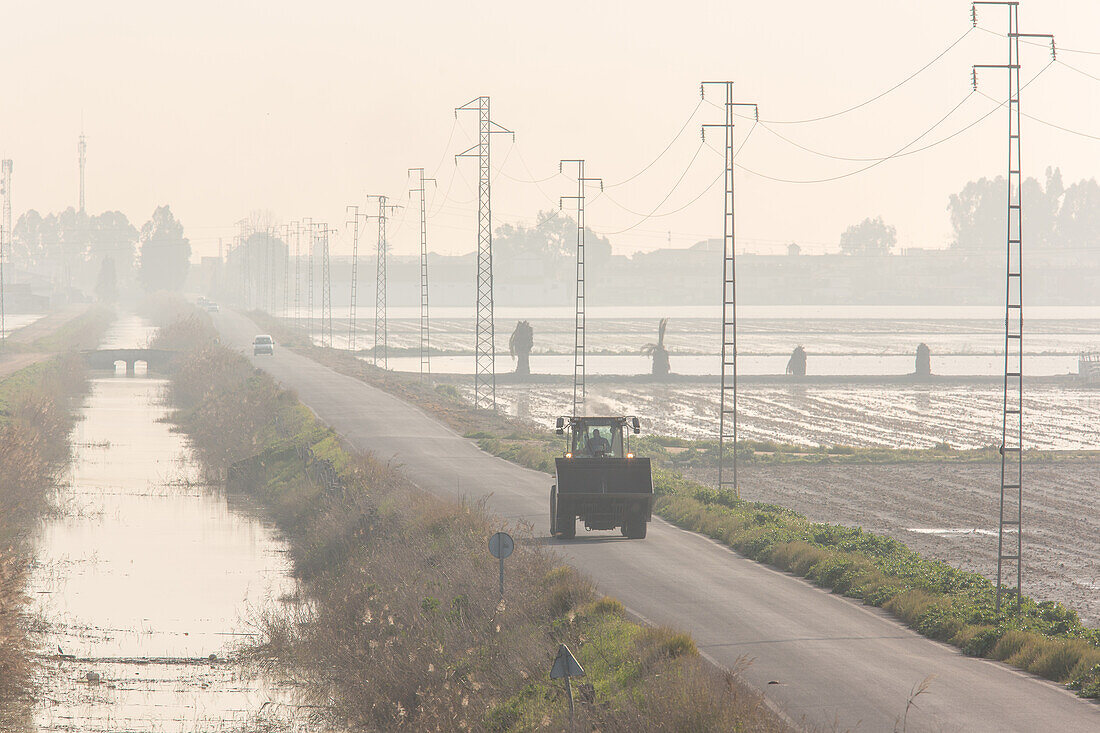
[157,311,791,731]
[0,355,92,729]
[247,310,1100,700]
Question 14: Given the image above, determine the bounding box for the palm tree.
[786,345,807,376]
[642,318,670,376]
[509,320,534,375]
[915,343,931,377]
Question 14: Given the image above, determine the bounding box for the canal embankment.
[0,307,113,731]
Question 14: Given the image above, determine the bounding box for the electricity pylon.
[346,205,362,351]
[702,80,758,499]
[456,96,513,410]
[560,159,602,418]
[294,220,303,330]
[365,195,402,368]
[972,0,1054,618]
[409,167,436,377]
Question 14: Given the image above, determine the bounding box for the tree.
[494,210,613,276]
[1055,178,1100,254]
[139,205,191,292]
[95,256,118,303]
[839,216,896,256]
[508,321,534,376]
[88,211,139,275]
[642,318,670,376]
[915,343,931,377]
[786,346,807,377]
[948,168,1064,252]
[11,209,49,269]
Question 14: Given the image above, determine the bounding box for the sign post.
[550,643,585,731]
[488,531,514,599]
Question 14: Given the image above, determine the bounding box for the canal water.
[29,316,311,731]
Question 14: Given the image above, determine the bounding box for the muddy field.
[684,459,1100,628]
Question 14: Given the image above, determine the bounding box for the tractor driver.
[588,428,611,457]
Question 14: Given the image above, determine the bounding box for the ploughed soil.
[688,459,1100,627]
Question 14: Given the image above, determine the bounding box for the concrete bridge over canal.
[81,349,178,375]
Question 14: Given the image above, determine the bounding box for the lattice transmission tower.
[410,167,436,377]
[456,96,512,410]
[305,218,315,342]
[560,160,602,418]
[0,160,10,349]
[972,1,1054,617]
[78,133,86,213]
[702,81,757,498]
[365,196,402,368]
[318,224,334,348]
[286,221,294,314]
[294,220,303,330]
[346,205,362,351]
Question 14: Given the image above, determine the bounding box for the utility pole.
[78,132,86,213]
[410,168,436,378]
[238,219,251,308]
[317,224,334,347]
[972,1,1054,618]
[283,223,291,317]
[560,160,602,418]
[269,227,278,313]
[0,160,10,350]
[365,195,402,368]
[702,80,758,499]
[346,205,362,351]
[306,218,315,342]
[295,220,304,331]
[456,96,513,410]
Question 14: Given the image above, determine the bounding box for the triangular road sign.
[550,644,585,679]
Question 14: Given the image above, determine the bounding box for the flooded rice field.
[29,317,312,732]
[483,381,1100,450]
[296,306,1100,448]
[309,305,1100,449]
[304,304,1100,375]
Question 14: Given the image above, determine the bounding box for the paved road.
[221,312,1099,732]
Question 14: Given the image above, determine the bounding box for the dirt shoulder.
[6,306,88,345]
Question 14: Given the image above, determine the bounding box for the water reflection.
[30,316,310,731]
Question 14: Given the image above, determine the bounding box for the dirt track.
[691,460,1100,627]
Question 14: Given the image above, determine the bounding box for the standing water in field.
[29,316,310,732]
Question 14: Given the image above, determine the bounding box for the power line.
[604,98,704,188]
[598,122,758,235]
[760,26,975,124]
[597,141,710,233]
[977,90,1100,141]
[730,61,1055,186]
[1056,58,1100,84]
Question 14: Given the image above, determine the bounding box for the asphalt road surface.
[221,312,1099,732]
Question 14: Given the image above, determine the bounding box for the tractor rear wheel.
[549,486,557,536]
[556,498,576,540]
[623,506,648,539]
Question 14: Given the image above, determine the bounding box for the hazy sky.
[4,0,1099,259]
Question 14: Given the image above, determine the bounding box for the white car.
[253,335,274,356]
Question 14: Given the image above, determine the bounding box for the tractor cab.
[556,415,640,459]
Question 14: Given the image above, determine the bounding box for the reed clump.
[0,356,89,729]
